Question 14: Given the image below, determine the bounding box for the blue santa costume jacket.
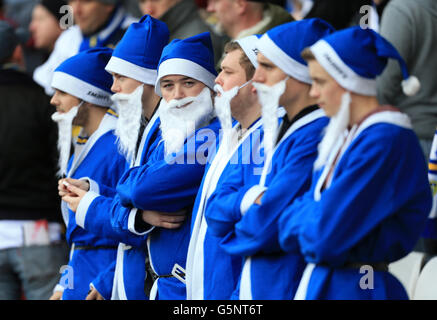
[204,19,335,300]
[74,14,173,300]
[279,109,432,300]
[49,47,129,300]
[75,111,161,300]
[76,112,221,300]
[186,117,265,300]
[59,110,128,300]
[206,108,328,300]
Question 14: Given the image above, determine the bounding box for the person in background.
[35,0,136,96]
[0,20,69,300]
[30,0,67,94]
[206,0,293,70]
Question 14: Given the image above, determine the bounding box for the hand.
[49,291,63,300]
[58,178,89,197]
[254,191,265,205]
[62,184,87,213]
[141,210,186,229]
[85,288,104,300]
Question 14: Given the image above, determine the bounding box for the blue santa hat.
[256,18,335,84]
[155,32,217,96]
[105,14,169,85]
[51,47,114,107]
[309,26,420,96]
[235,34,261,68]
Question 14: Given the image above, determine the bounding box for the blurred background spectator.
[29,0,136,96]
[0,20,69,300]
[377,0,437,158]
[137,0,227,69]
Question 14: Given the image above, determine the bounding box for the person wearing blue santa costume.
[185,35,265,300]
[61,15,169,300]
[278,26,432,300]
[421,131,437,265]
[65,31,221,300]
[49,47,128,300]
[205,18,334,300]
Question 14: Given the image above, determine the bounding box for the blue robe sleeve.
[113,123,220,234]
[220,135,319,256]
[77,192,147,248]
[204,162,255,238]
[279,126,432,266]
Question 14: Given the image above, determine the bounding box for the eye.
[184,81,195,87]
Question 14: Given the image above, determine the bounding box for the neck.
[283,89,317,121]
[349,94,379,126]
[231,6,264,38]
[237,104,261,129]
[83,106,107,136]
[142,94,161,121]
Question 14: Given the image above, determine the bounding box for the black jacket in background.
[0,67,61,222]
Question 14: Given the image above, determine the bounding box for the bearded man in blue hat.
[49,47,128,300]
[34,0,137,96]
[60,14,170,301]
[204,18,333,300]
[64,31,221,300]
[279,26,432,300]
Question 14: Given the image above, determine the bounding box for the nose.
[29,20,36,33]
[309,84,319,99]
[50,94,59,107]
[111,79,120,93]
[215,72,223,86]
[206,0,215,13]
[173,84,185,100]
[141,1,155,18]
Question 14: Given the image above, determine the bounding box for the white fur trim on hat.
[310,39,377,96]
[257,34,312,85]
[52,71,112,107]
[105,56,157,85]
[402,76,420,96]
[155,58,216,96]
[235,35,259,68]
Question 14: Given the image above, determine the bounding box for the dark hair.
[301,47,315,62]
[224,41,255,80]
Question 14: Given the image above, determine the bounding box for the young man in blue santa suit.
[185,35,264,300]
[64,31,221,300]
[279,26,432,300]
[61,14,170,300]
[49,47,128,300]
[204,18,334,300]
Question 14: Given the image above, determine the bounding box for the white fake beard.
[314,92,351,171]
[51,105,80,177]
[214,84,239,152]
[252,77,288,156]
[159,87,214,156]
[111,84,144,163]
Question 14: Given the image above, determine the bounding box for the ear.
[234,0,248,15]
